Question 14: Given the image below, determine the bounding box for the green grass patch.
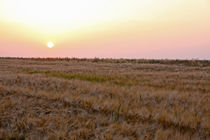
[49,72,115,83]
[25,70,131,85]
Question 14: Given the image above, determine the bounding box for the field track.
[0,58,209,140]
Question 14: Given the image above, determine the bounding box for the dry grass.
[0,58,209,140]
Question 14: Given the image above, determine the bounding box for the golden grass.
[0,58,209,140]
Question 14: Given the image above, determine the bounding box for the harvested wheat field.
[0,58,209,140]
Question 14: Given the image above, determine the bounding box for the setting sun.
[47,42,54,48]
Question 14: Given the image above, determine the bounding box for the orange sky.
[0,0,210,59]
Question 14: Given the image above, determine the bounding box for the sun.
[47,42,54,48]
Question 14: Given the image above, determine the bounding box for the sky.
[0,0,210,59]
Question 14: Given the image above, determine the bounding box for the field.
[0,58,209,140]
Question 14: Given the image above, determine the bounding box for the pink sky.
[0,0,210,59]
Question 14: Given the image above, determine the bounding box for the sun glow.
[47,42,54,48]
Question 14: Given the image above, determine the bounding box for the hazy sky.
[0,0,210,59]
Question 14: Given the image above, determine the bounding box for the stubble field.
[0,58,209,140]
